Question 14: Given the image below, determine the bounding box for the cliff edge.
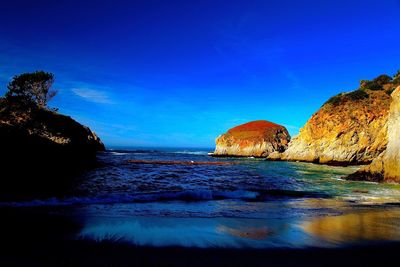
[347,86,400,182]
[270,75,397,165]
[0,97,105,170]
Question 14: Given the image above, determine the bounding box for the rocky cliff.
[0,97,106,199]
[213,120,290,157]
[269,79,395,165]
[347,86,400,182]
[0,97,105,169]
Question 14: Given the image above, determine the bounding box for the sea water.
[2,148,400,248]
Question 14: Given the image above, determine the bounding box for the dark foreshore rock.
[347,86,400,183]
[0,98,105,199]
[269,76,397,165]
[127,159,237,165]
[213,120,290,157]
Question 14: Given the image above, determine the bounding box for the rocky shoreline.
[212,74,400,182]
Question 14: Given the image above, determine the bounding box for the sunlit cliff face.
[347,86,400,182]
[214,120,290,157]
[383,87,400,182]
[280,89,391,165]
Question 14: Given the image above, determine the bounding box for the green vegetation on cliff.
[324,73,399,108]
[360,74,392,91]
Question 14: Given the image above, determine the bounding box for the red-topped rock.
[213,120,290,157]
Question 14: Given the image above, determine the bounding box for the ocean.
[2,147,400,249]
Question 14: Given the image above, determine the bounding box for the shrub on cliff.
[325,90,369,107]
[374,74,392,84]
[393,70,400,85]
[360,74,392,91]
[325,93,344,106]
[346,89,369,101]
[5,71,57,109]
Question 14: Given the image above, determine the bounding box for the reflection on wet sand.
[217,225,273,240]
[289,198,349,210]
[299,209,400,244]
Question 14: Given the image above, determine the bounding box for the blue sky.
[1,0,400,148]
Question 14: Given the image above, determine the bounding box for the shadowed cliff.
[0,97,105,200]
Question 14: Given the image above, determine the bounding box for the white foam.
[172,151,210,155]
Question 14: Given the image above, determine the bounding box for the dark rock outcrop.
[0,98,105,199]
[0,98,104,161]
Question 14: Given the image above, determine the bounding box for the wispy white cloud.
[71,88,113,104]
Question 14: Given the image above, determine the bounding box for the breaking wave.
[0,189,328,207]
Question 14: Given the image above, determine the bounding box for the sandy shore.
[0,206,400,266]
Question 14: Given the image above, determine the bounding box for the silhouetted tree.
[5,71,57,108]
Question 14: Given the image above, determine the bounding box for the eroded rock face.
[271,90,391,165]
[347,87,400,182]
[384,87,400,181]
[214,120,290,157]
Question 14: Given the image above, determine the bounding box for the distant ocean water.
[3,147,400,248]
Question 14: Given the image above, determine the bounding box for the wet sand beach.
[2,203,400,267]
